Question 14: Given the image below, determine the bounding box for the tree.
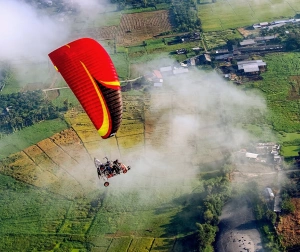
[281,198,295,214]
[197,223,218,249]
[265,209,277,225]
[203,209,214,223]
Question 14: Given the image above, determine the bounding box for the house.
[253,22,268,29]
[260,22,269,26]
[268,23,286,30]
[173,67,189,75]
[190,58,196,66]
[274,195,282,212]
[199,54,211,64]
[237,60,267,74]
[215,53,233,61]
[254,35,277,42]
[246,152,259,159]
[265,187,275,199]
[160,66,173,76]
[240,39,256,46]
[253,24,262,29]
[153,70,163,80]
[214,49,229,54]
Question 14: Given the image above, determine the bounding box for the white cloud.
[0,0,70,62]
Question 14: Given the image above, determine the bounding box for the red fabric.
[48,38,121,138]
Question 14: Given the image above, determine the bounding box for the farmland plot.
[253,53,300,133]
[203,29,243,50]
[198,0,300,31]
[116,10,172,46]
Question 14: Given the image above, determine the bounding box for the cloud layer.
[0,0,69,62]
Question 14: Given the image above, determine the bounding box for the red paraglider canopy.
[48,38,122,139]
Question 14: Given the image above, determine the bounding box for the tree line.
[196,164,233,251]
[0,90,67,134]
[110,0,171,9]
[170,0,201,32]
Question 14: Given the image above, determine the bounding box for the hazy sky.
[0,0,71,62]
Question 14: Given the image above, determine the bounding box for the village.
[139,17,300,88]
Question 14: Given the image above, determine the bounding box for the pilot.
[113,159,121,174]
[105,161,113,174]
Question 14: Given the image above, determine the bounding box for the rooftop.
[274,195,282,212]
[240,39,256,46]
[160,66,172,72]
[243,64,259,72]
[246,152,258,159]
[237,60,266,72]
[173,68,189,75]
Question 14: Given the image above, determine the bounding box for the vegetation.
[0,90,66,134]
[197,0,300,31]
[110,0,171,10]
[245,52,300,134]
[0,118,68,159]
[0,162,232,251]
[0,64,19,94]
[170,0,201,32]
[1,0,300,251]
[246,181,285,252]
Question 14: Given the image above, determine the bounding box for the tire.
[104,182,109,187]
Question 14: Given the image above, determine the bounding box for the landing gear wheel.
[104,182,109,187]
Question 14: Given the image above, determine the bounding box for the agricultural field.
[203,29,243,50]
[0,83,233,250]
[2,1,300,250]
[0,118,69,160]
[198,0,300,31]
[249,52,300,134]
[116,10,172,46]
[279,133,300,158]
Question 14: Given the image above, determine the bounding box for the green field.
[203,29,243,50]
[251,53,300,133]
[0,169,223,251]
[1,61,54,94]
[198,0,300,31]
[51,88,80,108]
[0,119,69,159]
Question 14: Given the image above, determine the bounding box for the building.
[199,54,211,64]
[246,152,259,159]
[153,70,163,82]
[274,195,282,212]
[160,66,173,76]
[255,35,277,42]
[240,39,256,46]
[260,22,269,26]
[265,187,275,199]
[215,53,233,61]
[173,67,189,75]
[237,60,267,74]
